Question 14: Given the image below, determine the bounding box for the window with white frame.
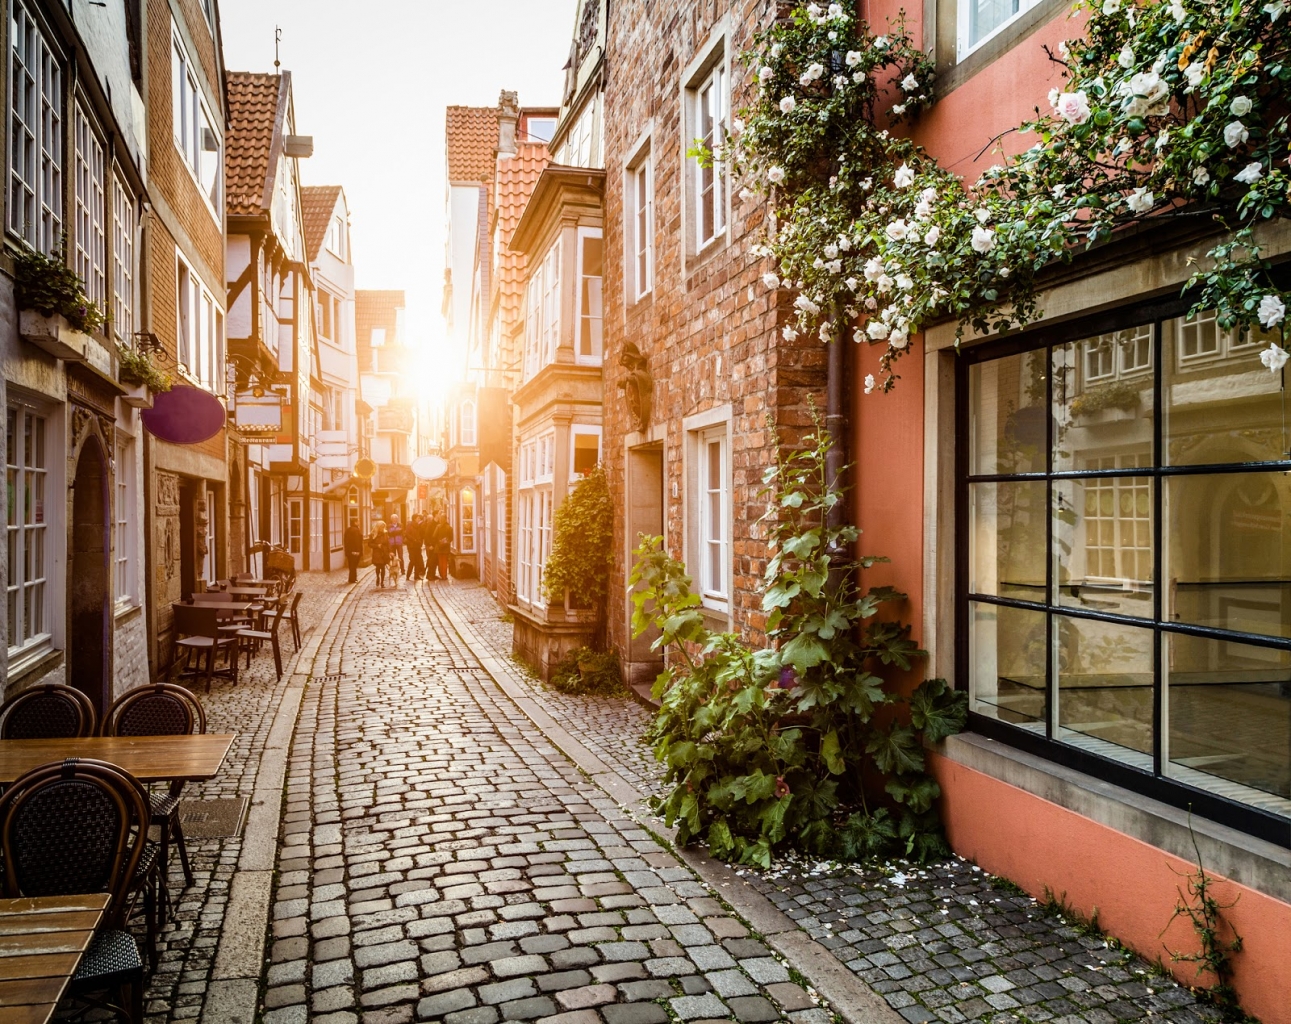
[694,425,730,609]
[690,59,728,252]
[516,432,555,605]
[9,3,63,253]
[202,488,217,582]
[460,487,476,553]
[460,399,477,447]
[112,176,136,343]
[524,241,561,380]
[288,498,303,556]
[326,214,346,259]
[571,426,602,479]
[114,437,136,607]
[172,26,221,213]
[176,253,224,391]
[958,0,1044,59]
[370,327,386,347]
[73,104,107,310]
[577,229,603,363]
[627,152,653,301]
[7,405,51,661]
[559,99,599,168]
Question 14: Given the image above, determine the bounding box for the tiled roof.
[302,185,343,262]
[356,290,405,344]
[445,106,499,184]
[493,143,549,330]
[226,72,284,216]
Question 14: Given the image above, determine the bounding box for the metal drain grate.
[177,797,249,839]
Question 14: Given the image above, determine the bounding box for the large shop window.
[7,406,51,663]
[9,2,62,253]
[961,305,1291,841]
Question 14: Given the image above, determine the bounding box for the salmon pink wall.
[931,754,1291,1024]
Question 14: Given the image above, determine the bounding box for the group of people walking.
[342,511,454,587]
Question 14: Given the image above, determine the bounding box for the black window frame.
[955,292,1291,849]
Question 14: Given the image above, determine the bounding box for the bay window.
[962,302,1291,839]
[523,242,561,381]
[9,2,63,253]
[516,432,554,606]
[576,228,603,363]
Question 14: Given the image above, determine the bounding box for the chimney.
[497,90,520,159]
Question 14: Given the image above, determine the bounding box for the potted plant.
[13,244,109,361]
[116,343,173,409]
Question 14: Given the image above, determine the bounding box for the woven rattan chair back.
[104,683,207,738]
[0,759,148,924]
[0,683,97,739]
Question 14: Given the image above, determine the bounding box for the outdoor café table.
[0,893,110,1023]
[225,587,267,599]
[0,734,236,785]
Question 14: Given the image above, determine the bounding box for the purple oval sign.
[141,385,227,445]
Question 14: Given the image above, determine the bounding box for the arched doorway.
[70,437,110,717]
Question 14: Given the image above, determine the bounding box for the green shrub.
[542,466,613,638]
[550,646,626,697]
[14,243,109,334]
[630,419,967,868]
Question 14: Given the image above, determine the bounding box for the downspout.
[826,302,849,571]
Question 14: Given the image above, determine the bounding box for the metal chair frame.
[0,682,97,739]
[172,603,240,691]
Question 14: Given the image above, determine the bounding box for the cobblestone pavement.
[107,568,355,1023]
[263,577,834,1024]
[433,582,1220,1024]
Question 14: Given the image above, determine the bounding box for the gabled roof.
[226,71,286,216]
[302,185,344,262]
[492,143,549,328]
[446,106,499,184]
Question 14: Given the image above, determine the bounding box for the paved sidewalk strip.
[261,575,846,1024]
[432,581,1221,1024]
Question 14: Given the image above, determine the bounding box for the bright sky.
[220,0,574,365]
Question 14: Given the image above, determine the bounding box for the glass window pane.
[1166,632,1290,818]
[1053,333,1153,473]
[1055,616,1154,767]
[968,480,1046,601]
[969,349,1047,475]
[1163,314,1289,466]
[1054,476,1154,619]
[970,601,1046,729]
[1165,472,1291,640]
[970,0,1022,47]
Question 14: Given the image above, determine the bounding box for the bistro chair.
[0,682,97,739]
[172,604,240,692]
[238,599,287,681]
[0,758,150,1022]
[103,684,206,901]
[280,590,306,651]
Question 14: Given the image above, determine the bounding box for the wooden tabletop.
[0,894,110,1022]
[0,734,236,784]
[225,587,267,598]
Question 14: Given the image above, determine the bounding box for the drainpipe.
[825,304,848,569]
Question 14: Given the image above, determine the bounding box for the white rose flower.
[1266,0,1288,20]
[864,257,884,281]
[890,328,910,349]
[1192,166,1211,186]
[809,63,824,80]
[864,296,878,310]
[853,70,865,83]
[1048,87,1061,110]
[1057,40,1070,59]
[896,273,914,290]
[845,277,859,291]
[833,75,849,89]
[1231,95,1253,117]
[794,294,821,316]
[1260,342,1290,371]
[1155,128,1170,151]
[779,96,796,114]
[782,325,799,341]
[825,260,843,274]
[819,322,833,341]
[975,208,991,224]
[864,374,877,394]
[846,50,862,67]
[1184,63,1205,89]
[874,35,888,48]
[767,166,786,184]
[762,272,780,290]
[1126,187,1154,213]
[1055,91,1091,125]
[1102,0,1121,14]
[971,226,996,253]
[866,320,890,340]
[1235,161,1264,185]
[1053,183,1068,199]
[924,225,941,246]
[914,200,933,221]
[1224,121,1249,148]
[893,163,915,188]
[999,267,1011,278]
[885,219,909,240]
[901,74,919,92]
[759,66,774,83]
[1118,44,1135,69]
[828,2,846,19]
[921,186,938,203]
[1258,294,1286,328]
[771,43,783,58]
[824,244,839,259]
[1170,0,1186,18]
[812,257,825,270]
[838,236,851,252]
[877,274,895,293]
[806,2,822,15]
[892,104,907,116]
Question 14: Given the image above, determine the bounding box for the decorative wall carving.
[618,342,653,433]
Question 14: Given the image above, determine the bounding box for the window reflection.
[1054,474,1153,620]
[969,350,1047,476]
[970,602,1046,728]
[969,480,1046,601]
[1052,329,1153,473]
[1055,617,1154,766]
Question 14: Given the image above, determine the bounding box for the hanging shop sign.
[141,385,226,445]
[411,454,448,481]
[353,457,376,480]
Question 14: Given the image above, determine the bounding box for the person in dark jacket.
[343,522,363,583]
[406,514,426,581]
[432,512,453,582]
[369,521,391,587]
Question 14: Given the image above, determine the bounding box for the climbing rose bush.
[735,0,1291,391]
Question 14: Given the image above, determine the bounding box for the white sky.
[220,0,574,361]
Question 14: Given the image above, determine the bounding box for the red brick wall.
[602,0,826,657]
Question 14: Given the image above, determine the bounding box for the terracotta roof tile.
[356,290,405,345]
[226,72,284,216]
[302,185,343,262]
[493,142,549,328]
[446,106,500,184]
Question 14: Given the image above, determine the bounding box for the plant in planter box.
[630,419,967,868]
[116,343,173,393]
[13,244,109,334]
[542,465,613,643]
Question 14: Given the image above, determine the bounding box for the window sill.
[114,601,143,624]
[5,646,63,691]
[686,233,729,283]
